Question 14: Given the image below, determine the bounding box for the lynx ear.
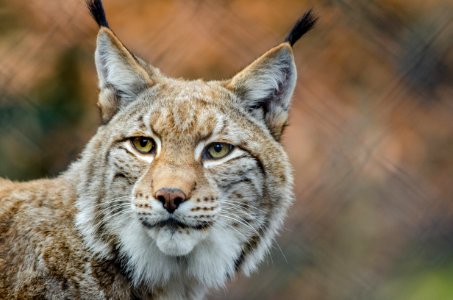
[227,44,297,140]
[227,10,317,140]
[87,0,153,122]
[95,28,153,122]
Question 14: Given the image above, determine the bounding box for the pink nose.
[155,188,187,213]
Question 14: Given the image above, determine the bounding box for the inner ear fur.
[226,43,297,140]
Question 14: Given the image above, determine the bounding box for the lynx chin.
[0,1,316,299]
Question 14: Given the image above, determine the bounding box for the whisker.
[95,203,131,217]
[272,238,288,264]
[218,213,263,240]
[215,220,249,241]
[91,206,133,230]
[220,206,258,220]
[221,201,268,214]
[81,196,138,211]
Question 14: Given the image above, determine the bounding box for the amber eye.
[131,137,156,154]
[204,143,234,160]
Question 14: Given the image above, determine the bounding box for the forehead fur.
[109,79,238,136]
[152,78,235,105]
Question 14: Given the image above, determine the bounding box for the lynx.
[0,1,316,299]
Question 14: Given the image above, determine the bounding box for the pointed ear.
[226,43,297,140]
[95,28,153,123]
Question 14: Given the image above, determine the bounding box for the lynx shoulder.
[0,1,316,299]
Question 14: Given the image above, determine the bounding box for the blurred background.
[0,0,452,299]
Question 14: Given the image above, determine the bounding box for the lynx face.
[72,2,315,290]
[102,81,274,259]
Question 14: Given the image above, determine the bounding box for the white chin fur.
[154,227,205,257]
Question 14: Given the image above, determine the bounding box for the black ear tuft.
[87,0,109,28]
[284,10,317,47]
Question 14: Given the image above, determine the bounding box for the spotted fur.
[0,1,316,299]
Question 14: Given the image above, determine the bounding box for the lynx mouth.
[141,217,212,231]
[140,217,212,257]
[156,218,187,230]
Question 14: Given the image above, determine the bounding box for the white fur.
[155,228,205,257]
[202,148,243,168]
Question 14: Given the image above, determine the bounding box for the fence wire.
[0,0,452,299]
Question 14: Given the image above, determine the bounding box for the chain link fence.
[0,0,452,299]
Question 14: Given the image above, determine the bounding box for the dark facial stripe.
[223,154,248,164]
[117,145,135,157]
[112,160,138,183]
[234,224,268,272]
[113,173,132,185]
[237,145,266,178]
[217,176,252,191]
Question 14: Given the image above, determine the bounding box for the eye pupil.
[139,138,148,147]
[213,144,223,152]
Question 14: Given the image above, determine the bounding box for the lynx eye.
[131,137,156,154]
[204,143,234,160]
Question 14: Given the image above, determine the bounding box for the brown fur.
[0,179,144,299]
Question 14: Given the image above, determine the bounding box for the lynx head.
[74,0,316,289]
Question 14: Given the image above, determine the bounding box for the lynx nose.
[155,188,187,213]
